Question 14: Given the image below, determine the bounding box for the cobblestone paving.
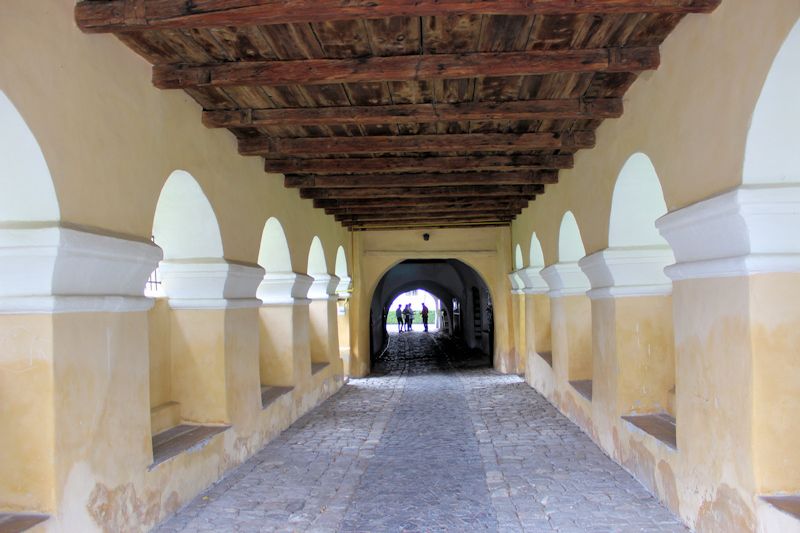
[156,333,685,532]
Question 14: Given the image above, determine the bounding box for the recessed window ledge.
[261,385,293,409]
[150,424,230,469]
[569,379,593,402]
[622,413,677,450]
[0,513,50,532]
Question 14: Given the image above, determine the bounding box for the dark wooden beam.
[342,216,514,227]
[315,197,531,209]
[267,154,573,174]
[153,48,659,89]
[336,209,520,222]
[243,132,594,156]
[300,184,542,199]
[76,1,721,34]
[204,98,621,128]
[286,170,557,189]
[326,203,525,215]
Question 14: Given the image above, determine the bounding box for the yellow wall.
[148,299,172,410]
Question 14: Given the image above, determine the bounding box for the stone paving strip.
[155,333,685,532]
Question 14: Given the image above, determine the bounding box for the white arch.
[743,20,800,184]
[514,244,524,270]
[529,233,545,267]
[258,217,293,273]
[335,245,349,278]
[609,153,670,248]
[558,211,585,263]
[307,236,328,275]
[152,170,223,260]
[0,90,59,222]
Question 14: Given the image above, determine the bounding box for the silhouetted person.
[395,304,403,332]
[403,304,412,332]
[421,303,429,332]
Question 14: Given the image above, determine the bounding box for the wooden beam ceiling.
[203,98,622,128]
[285,171,557,189]
[314,197,531,210]
[299,184,543,199]
[154,48,659,89]
[241,132,594,156]
[265,155,574,175]
[76,0,722,33]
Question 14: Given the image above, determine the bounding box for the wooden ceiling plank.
[243,131,593,156]
[202,97,622,127]
[299,184,543,199]
[314,197,530,208]
[285,170,557,188]
[335,208,522,221]
[153,48,659,89]
[76,1,723,33]
[266,154,573,174]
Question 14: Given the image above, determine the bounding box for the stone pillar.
[507,271,526,374]
[159,259,264,426]
[335,275,352,376]
[0,225,160,518]
[656,184,800,527]
[308,273,343,376]
[516,266,552,392]
[579,247,675,447]
[541,262,592,424]
[256,272,314,388]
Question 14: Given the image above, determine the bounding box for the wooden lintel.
[153,48,659,89]
[336,209,521,222]
[285,170,557,189]
[324,200,527,213]
[300,184,542,199]
[342,216,514,227]
[243,132,594,156]
[76,1,722,34]
[203,98,622,128]
[266,155,573,174]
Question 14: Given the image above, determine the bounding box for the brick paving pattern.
[156,332,685,532]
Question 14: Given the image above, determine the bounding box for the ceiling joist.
[285,170,557,189]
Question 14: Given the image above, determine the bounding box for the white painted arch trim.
[579,247,673,300]
[656,184,800,280]
[308,273,341,300]
[516,266,549,295]
[540,262,590,298]
[160,259,264,309]
[508,271,525,294]
[336,275,353,298]
[257,271,314,305]
[0,224,162,313]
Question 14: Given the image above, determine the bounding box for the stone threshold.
[569,379,593,402]
[622,413,677,450]
[311,362,329,375]
[762,494,800,521]
[0,513,49,533]
[150,424,230,468]
[537,351,553,367]
[261,385,294,409]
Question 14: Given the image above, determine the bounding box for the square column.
[308,274,343,376]
[516,266,552,392]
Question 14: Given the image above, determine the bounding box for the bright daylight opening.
[386,289,441,333]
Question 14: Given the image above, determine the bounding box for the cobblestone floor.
[155,333,685,533]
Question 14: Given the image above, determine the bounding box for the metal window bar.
[146,235,162,293]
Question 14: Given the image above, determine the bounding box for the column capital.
[540,262,590,298]
[579,247,673,300]
[160,259,264,309]
[257,271,313,306]
[336,275,352,299]
[508,271,525,295]
[517,266,549,295]
[657,184,800,281]
[308,273,340,301]
[0,224,161,313]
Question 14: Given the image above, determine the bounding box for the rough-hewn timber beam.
[336,209,521,222]
[243,132,593,156]
[300,185,542,199]
[286,170,557,189]
[76,1,721,34]
[342,216,513,228]
[326,203,525,215]
[315,197,531,209]
[267,155,573,174]
[204,99,621,128]
[153,48,659,89]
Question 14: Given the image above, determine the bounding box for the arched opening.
[558,211,585,263]
[147,170,227,457]
[306,236,339,374]
[334,245,352,373]
[529,233,545,268]
[607,153,678,446]
[526,232,552,371]
[369,259,494,372]
[256,217,297,405]
[387,289,441,334]
[0,90,60,514]
[514,244,524,270]
[743,19,800,184]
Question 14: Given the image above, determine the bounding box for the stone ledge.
[261,385,293,409]
[537,351,553,367]
[622,413,677,450]
[762,495,800,521]
[311,362,330,375]
[0,513,49,533]
[570,379,593,402]
[150,424,230,468]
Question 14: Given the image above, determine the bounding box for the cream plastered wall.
[509,1,800,530]
[349,227,514,377]
[1,0,350,529]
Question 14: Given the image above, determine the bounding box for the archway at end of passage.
[386,288,442,334]
[368,258,495,372]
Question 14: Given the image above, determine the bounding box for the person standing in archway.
[403,304,412,332]
[421,303,429,332]
[395,304,403,333]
